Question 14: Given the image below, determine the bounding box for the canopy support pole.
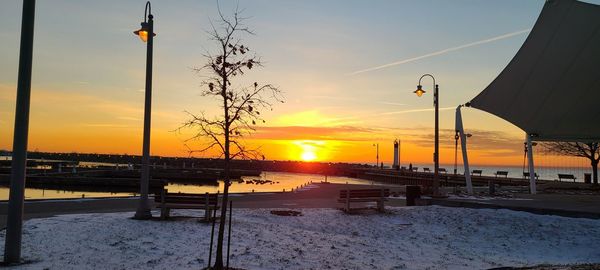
[526,134,537,194]
[455,105,473,195]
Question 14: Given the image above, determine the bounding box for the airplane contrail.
[349,28,531,75]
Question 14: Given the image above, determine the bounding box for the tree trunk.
[592,160,598,185]
[213,150,230,269]
[213,167,229,269]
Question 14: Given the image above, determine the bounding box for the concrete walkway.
[0,183,406,229]
[2,182,600,230]
[425,193,600,219]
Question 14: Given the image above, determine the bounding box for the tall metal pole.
[134,4,153,219]
[522,142,527,174]
[433,84,440,196]
[456,105,473,194]
[373,143,379,168]
[454,131,459,175]
[4,0,36,263]
[526,134,537,194]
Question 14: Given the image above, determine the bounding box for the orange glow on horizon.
[0,86,582,167]
[292,140,325,162]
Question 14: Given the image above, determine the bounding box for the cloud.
[249,125,378,141]
[82,124,131,128]
[349,28,531,75]
[306,95,359,101]
[117,116,141,121]
[378,102,406,106]
[380,106,455,115]
[404,128,523,156]
[305,96,407,108]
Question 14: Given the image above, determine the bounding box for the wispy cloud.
[117,116,141,121]
[306,95,358,101]
[82,124,131,128]
[397,127,523,156]
[380,106,455,115]
[250,125,377,141]
[349,28,531,75]
[306,96,406,107]
[378,101,406,106]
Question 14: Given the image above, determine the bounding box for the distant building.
[393,140,399,170]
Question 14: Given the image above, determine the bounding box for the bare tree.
[540,142,599,185]
[178,9,282,270]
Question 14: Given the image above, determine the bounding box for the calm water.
[0,171,387,201]
[410,163,593,182]
[0,163,595,200]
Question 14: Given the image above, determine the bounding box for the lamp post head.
[414,85,426,97]
[133,22,150,42]
[134,2,156,43]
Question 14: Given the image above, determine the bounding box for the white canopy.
[468,0,600,142]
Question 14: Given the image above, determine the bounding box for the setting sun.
[292,140,326,161]
[301,150,316,161]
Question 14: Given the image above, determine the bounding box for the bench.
[411,167,419,172]
[338,188,389,213]
[494,171,508,178]
[439,168,447,174]
[423,167,431,173]
[558,174,577,182]
[523,172,539,179]
[154,189,219,221]
[471,169,482,176]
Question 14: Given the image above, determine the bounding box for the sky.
[1,0,598,166]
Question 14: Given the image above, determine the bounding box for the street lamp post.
[4,0,36,263]
[522,141,537,174]
[373,143,379,169]
[133,1,155,220]
[454,132,472,175]
[414,74,440,196]
[454,131,459,175]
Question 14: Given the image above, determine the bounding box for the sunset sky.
[1,0,597,166]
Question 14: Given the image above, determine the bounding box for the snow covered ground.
[2,206,600,269]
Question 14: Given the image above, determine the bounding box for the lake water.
[410,163,593,182]
[0,163,595,200]
[0,171,388,201]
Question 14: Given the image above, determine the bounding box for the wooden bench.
[558,174,577,182]
[494,171,508,178]
[523,172,539,179]
[154,189,219,221]
[439,168,447,174]
[471,169,482,176]
[338,188,389,213]
[411,167,419,172]
[423,167,431,173]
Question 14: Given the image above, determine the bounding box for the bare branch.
[178,8,283,162]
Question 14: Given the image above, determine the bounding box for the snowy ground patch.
[1,206,600,269]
